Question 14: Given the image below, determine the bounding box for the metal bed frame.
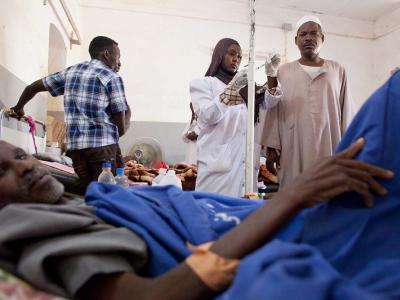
[0,109,46,154]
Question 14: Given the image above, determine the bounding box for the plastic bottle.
[115,167,129,188]
[159,170,182,189]
[98,162,116,184]
[152,168,167,185]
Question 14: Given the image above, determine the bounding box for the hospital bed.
[0,109,84,195]
[0,108,46,153]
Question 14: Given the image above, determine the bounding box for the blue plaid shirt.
[43,59,128,150]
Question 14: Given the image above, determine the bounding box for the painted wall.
[0,0,81,121]
[373,7,400,88]
[119,121,187,164]
[79,0,375,123]
[76,0,379,161]
[2,0,399,162]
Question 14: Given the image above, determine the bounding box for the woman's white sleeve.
[190,78,228,127]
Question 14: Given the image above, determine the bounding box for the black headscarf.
[205,38,265,123]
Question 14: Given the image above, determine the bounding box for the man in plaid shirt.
[12,36,131,188]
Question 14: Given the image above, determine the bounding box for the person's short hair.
[88,36,118,59]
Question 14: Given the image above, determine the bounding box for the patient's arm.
[210,138,393,259]
[78,264,216,300]
[79,138,394,300]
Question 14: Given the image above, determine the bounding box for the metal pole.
[44,0,82,46]
[245,0,256,194]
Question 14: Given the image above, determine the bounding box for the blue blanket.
[87,72,400,300]
[222,72,400,299]
[86,184,262,275]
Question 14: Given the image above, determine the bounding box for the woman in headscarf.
[190,38,281,197]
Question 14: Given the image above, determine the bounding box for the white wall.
[80,0,375,123]
[0,0,82,120]
[1,0,396,161]
[254,4,375,108]
[373,7,400,89]
[1,0,393,124]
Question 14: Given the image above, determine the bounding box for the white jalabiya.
[190,76,281,197]
[262,60,354,188]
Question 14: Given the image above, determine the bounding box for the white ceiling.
[256,0,400,22]
[83,0,400,22]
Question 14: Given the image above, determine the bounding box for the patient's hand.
[279,138,394,209]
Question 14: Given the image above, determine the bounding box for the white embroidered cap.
[296,15,322,33]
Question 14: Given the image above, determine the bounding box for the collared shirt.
[43,59,128,150]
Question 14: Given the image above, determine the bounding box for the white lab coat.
[190,76,280,197]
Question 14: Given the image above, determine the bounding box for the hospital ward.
[1,0,400,299]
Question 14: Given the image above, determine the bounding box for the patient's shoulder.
[59,193,85,205]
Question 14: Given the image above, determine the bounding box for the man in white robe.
[263,16,354,188]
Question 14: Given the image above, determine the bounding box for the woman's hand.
[219,69,248,106]
[277,138,394,209]
[186,131,198,141]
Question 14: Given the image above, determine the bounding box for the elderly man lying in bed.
[0,139,393,300]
